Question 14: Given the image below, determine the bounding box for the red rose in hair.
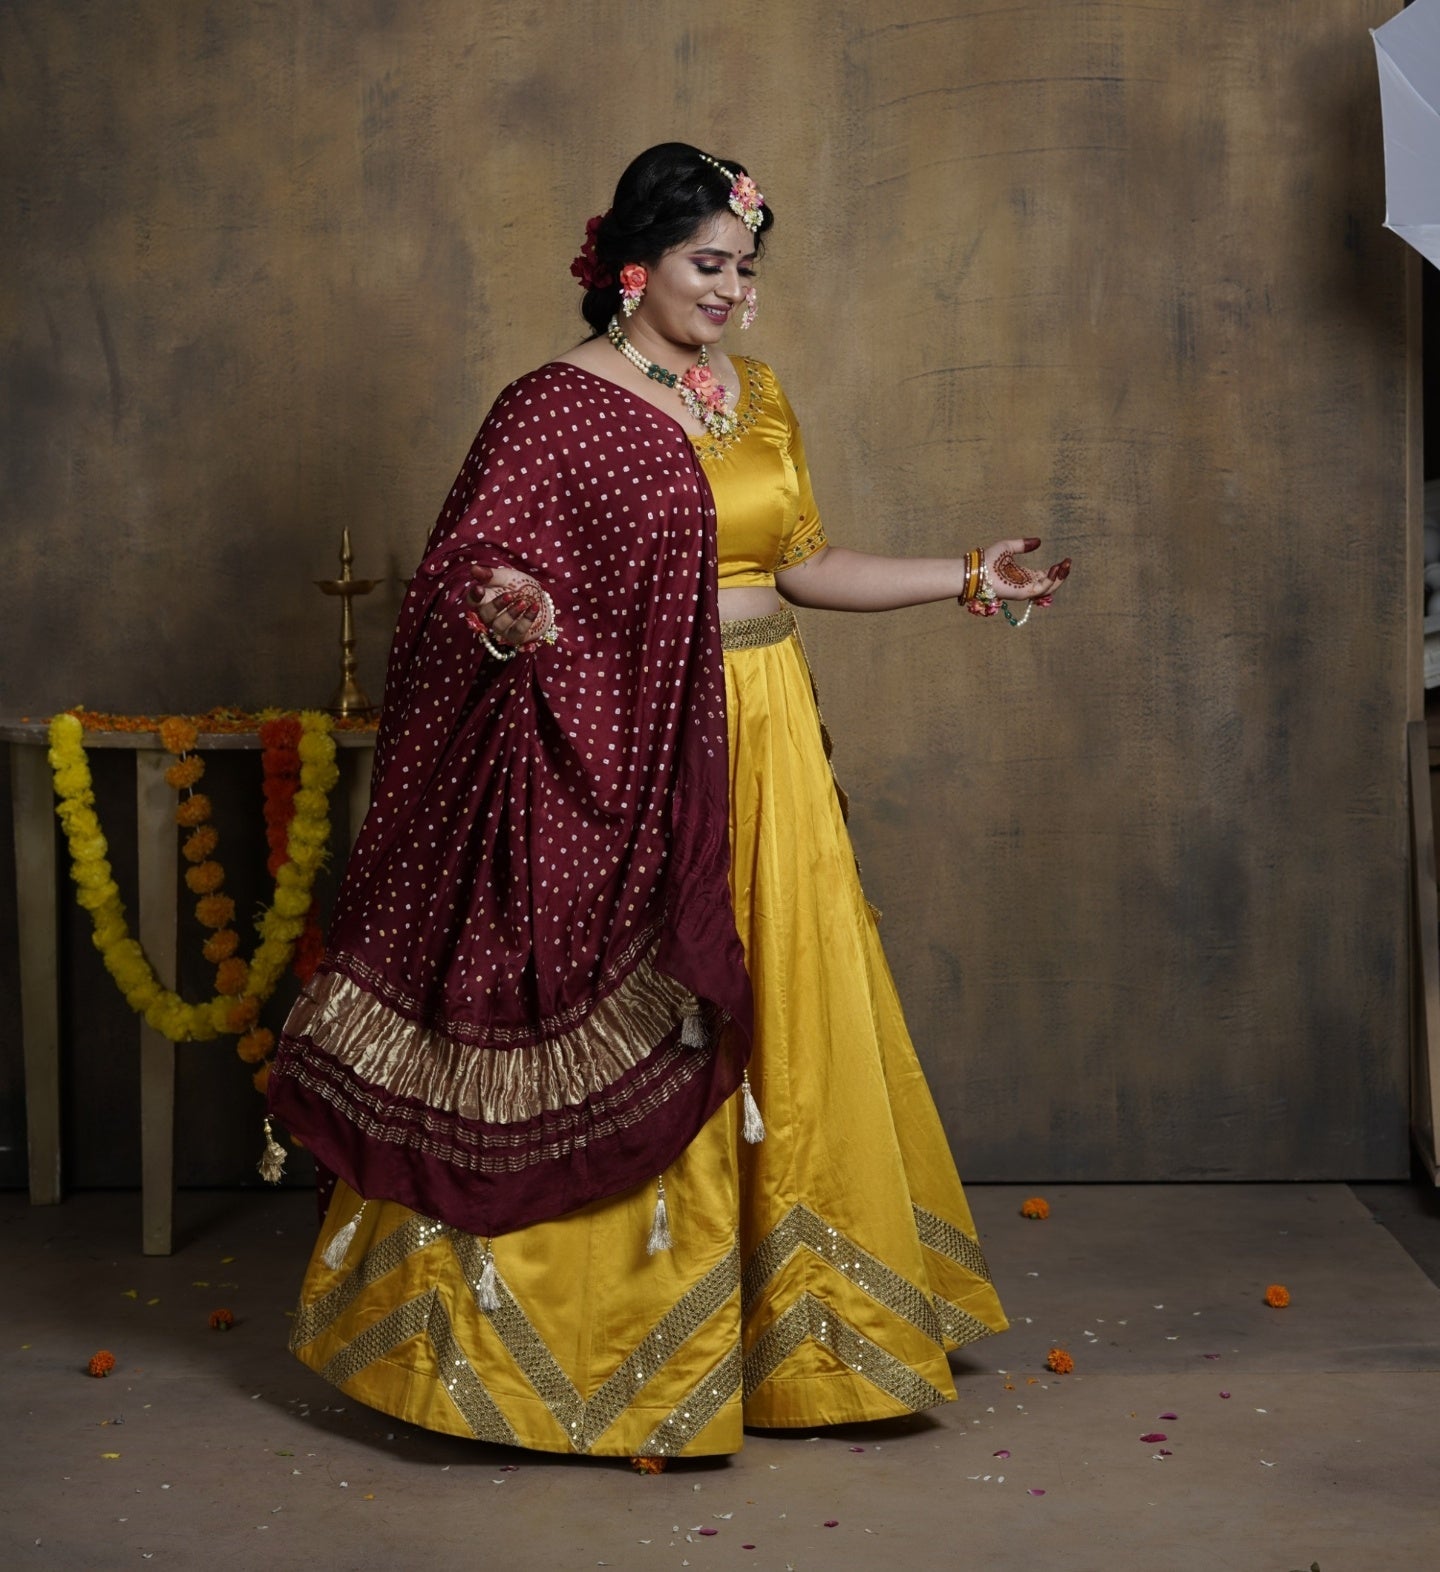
[570,213,613,291]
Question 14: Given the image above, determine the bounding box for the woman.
[267,142,1069,1463]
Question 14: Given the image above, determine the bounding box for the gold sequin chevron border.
[913,1204,993,1282]
[743,1291,952,1412]
[295,1218,742,1456]
[911,1203,1000,1348]
[316,1288,521,1444]
[743,1203,956,1346]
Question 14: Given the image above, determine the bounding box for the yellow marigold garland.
[47,710,336,1047]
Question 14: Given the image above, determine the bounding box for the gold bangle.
[961,549,981,603]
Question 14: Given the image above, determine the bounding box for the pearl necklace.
[606,318,738,442]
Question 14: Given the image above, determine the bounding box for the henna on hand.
[993,551,1033,589]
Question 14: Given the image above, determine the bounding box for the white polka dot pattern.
[270,365,753,1237]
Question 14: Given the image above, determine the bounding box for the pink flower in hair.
[728,174,764,231]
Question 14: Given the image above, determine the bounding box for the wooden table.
[3,717,376,1254]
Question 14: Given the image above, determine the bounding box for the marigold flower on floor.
[630,1455,666,1474]
[1045,1347,1074,1374]
[1020,1196,1050,1219]
[87,1350,116,1377]
[1264,1283,1291,1308]
[209,1309,235,1331]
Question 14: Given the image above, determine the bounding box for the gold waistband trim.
[719,605,796,650]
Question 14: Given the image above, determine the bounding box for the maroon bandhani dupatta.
[268,363,752,1237]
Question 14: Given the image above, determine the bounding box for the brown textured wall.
[0,1,1410,1185]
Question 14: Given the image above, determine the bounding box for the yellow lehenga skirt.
[288,610,1007,1456]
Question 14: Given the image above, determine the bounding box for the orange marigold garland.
[182,825,219,862]
[87,1350,117,1378]
[1264,1284,1291,1308]
[1020,1197,1050,1220]
[202,928,240,963]
[194,893,236,929]
[184,861,226,895]
[214,957,250,996]
[1045,1347,1075,1374]
[236,1027,274,1064]
[175,794,212,828]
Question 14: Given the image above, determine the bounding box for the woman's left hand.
[465,564,544,647]
[983,538,1072,605]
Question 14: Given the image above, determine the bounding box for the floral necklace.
[606,317,737,442]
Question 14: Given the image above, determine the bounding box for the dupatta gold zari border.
[283,1035,706,1174]
[286,948,700,1128]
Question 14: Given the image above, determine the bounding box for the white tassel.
[477,1245,500,1312]
[741,1073,766,1144]
[680,1011,707,1048]
[322,1203,365,1270]
[646,1177,673,1256]
[257,1117,287,1184]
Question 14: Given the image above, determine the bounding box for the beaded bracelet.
[477,624,517,661]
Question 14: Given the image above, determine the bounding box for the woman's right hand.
[465,564,542,647]
[982,538,1072,603]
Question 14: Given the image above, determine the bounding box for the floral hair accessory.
[570,212,613,291]
[619,262,647,317]
[698,153,765,232]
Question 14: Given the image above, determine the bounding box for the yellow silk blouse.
[693,359,828,587]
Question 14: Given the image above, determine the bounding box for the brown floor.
[3,1181,1437,1571]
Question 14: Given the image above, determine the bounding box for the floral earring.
[620,263,647,318]
[740,285,758,331]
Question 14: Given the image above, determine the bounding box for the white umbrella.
[1373,0,1440,268]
